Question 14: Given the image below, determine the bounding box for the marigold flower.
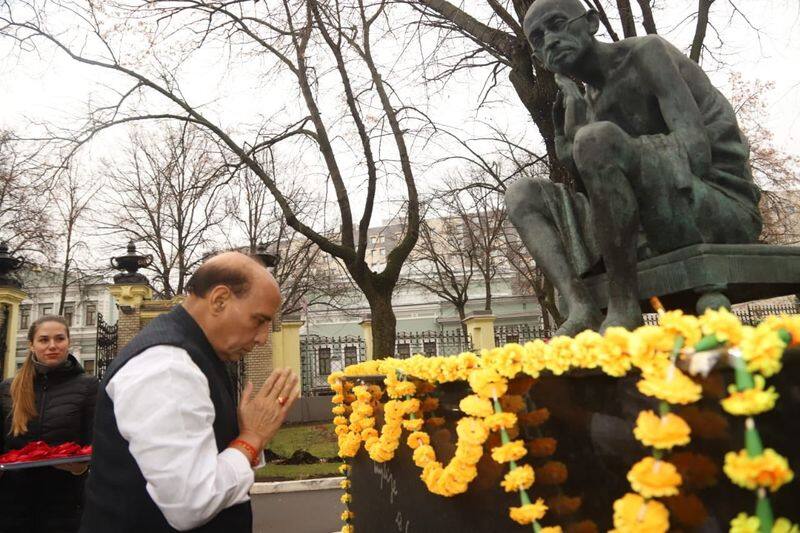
[339,479,350,489]
[699,307,743,344]
[412,445,436,468]
[677,406,729,441]
[773,518,800,533]
[341,525,354,533]
[332,405,347,415]
[527,437,557,457]
[407,431,430,449]
[659,309,702,346]
[340,493,351,504]
[522,340,549,377]
[499,394,526,413]
[518,408,550,427]
[763,314,800,347]
[333,416,348,426]
[610,493,669,533]
[664,494,707,528]
[455,417,490,446]
[402,418,424,431]
[459,394,494,417]
[360,428,378,441]
[724,448,794,492]
[485,343,525,378]
[628,326,673,373]
[599,327,633,377]
[491,440,527,463]
[546,336,574,375]
[637,367,702,404]
[508,497,547,524]
[340,510,353,521]
[546,494,581,515]
[540,528,563,533]
[468,368,508,399]
[421,397,440,412]
[501,464,535,492]
[454,443,483,463]
[565,521,596,533]
[730,513,760,533]
[338,433,361,458]
[535,461,568,485]
[633,410,691,449]
[425,416,445,429]
[484,412,517,431]
[338,463,350,474]
[627,457,682,498]
[721,374,779,416]
[571,330,604,369]
[740,323,786,377]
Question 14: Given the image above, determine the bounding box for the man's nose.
[254,328,270,346]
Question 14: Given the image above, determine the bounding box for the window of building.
[39,304,53,317]
[318,347,332,375]
[19,305,31,330]
[85,303,97,327]
[396,343,411,359]
[83,359,95,374]
[344,345,358,366]
[423,341,437,356]
[63,304,75,326]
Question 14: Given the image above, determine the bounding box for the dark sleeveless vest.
[80,306,251,533]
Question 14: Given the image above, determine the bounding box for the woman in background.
[0,315,98,533]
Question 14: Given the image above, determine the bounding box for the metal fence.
[95,313,118,380]
[301,335,367,396]
[494,324,554,345]
[394,329,473,359]
[643,302,800,326]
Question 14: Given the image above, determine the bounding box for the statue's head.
[523,0,599,74]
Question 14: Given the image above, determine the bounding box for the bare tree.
[501,226,562,330]
[227,164,344,316]
[1,0,424,357]
[52,171,97,314]
[98,124,230,297]
[406,205,476,336]
[437,175,507,312]
[0,131,54,262]
[727,73,800,244]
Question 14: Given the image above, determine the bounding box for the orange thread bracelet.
[231,439,260,467]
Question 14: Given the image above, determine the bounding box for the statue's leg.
[572,122,643,332]
[505,178,603,336]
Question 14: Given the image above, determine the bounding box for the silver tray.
[0,454,91,471]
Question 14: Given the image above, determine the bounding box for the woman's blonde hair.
[9,315,70,437]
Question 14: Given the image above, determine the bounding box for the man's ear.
[586,9,600,36]
[208,285,232,315]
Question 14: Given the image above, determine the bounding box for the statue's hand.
[554,74,583,101]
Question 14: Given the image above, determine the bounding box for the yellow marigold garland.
[328,308,797,531]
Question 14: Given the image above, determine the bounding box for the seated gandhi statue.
[506,0,762,335]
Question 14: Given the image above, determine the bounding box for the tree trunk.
[456,304,468,340]
[483,272,492,312]
[58,230,72,315]
[616,0,637,38]
[366,289,397,359]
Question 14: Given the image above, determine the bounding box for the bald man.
[80,253,299,533]
[507,0,761,334]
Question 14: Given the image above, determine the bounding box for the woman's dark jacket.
[0,354,99,533]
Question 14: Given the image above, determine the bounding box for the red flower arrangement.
[0,441,92,465]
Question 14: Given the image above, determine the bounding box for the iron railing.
[393,329,473,358]
[643,302,800,326]
[494,324,554,345]
[95,312,118,380]
[301,335,366,395]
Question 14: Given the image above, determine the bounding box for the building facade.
[14,268,118,373]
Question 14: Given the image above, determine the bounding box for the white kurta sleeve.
[106,345,255,531]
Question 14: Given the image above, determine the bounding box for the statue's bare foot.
[600,302,644,333]
[555,307,603,337]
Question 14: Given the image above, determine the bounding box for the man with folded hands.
[80,252,299,532]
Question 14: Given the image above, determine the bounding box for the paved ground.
[251,485,342,532]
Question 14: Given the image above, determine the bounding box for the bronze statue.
[506,0,762,335]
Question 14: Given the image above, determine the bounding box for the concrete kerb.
[250,476,344,495]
